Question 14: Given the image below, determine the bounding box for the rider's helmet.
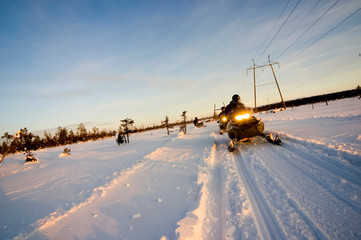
[232,94,240,102]
[221,106,225,111]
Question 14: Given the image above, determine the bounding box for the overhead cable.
[337,53,361,68]
[256,0,303,63]
[284,7,361,64]
[253,0,291,61]
[276,0,340,60]
[271,0,321,57]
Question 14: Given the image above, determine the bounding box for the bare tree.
[0,132,13,163]
[120,118,134,143]
[164,116,170,135]
[180,111,187,134]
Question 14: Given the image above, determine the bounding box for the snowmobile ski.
[265,133,281,145]
[228,138,238,152]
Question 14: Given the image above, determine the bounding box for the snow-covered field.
[1,97,361,240]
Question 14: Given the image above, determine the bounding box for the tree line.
[256,86,361,112]
[0,123,116,160]
[1,113,199,161]
[1,110,206,162]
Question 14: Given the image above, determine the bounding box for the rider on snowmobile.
[218,107,228,133]
[194,117,199,126]
[224,95,280,151]
[219,106,226,119]
[194,117,204,127]
[225,94,248,119]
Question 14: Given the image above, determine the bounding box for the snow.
[1,97,361,240]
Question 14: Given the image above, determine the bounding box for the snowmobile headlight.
[235,113,250,121]
[221,117,227,122]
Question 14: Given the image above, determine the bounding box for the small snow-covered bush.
[59,148,71,158]
[63,148,71,154]
[25,152,38,163]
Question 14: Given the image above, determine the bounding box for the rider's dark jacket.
[225,100,247,119]
[218,110,226,119]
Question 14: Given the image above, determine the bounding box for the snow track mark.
[283,137,361,187]
[274,139,361,215]
[245,137,361,239]
[233,148,287,240]
[189,137,226,240]
[183,133,259,240]
[208,141,225,240]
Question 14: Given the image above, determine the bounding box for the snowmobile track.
[212,134,260,239]
[246,138,361,239]
[282,139,361,188]
[211,137,226,240]
[269,139,361,214]
[232,149,287,240]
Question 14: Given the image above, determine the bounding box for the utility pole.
[246,57,287,111]
[268,56,286,109]
[252,59,257,112]
[213,104,217,119]
[247,59,260,112]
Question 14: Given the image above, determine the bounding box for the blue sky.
[1,0,361,135]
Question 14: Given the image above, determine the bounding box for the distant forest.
[0,119,193,161]
[0,124,116,161]
[255,86,361,112]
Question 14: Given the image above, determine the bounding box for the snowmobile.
[226,110,281,152]
[195,122,205,128]
[194,117,205,128]
[218,115,228,135]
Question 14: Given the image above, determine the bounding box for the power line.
[285,6,361,64]
[276,0,339,60]
[337,53,361,69]
[271,0,321,57]
[256,0,303,63]
[253,0,291,61]
[239,70,249,91]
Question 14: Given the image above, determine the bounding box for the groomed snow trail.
[233,148,286,240]
[177,132,260,239]
[230,136,361,240]
[185,126,361,239]
[204,132,288,240]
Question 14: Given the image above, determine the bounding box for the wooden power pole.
[268,56,286,110]
[252,59,257,112]
[247,56,286,111]
[247,59,260,112]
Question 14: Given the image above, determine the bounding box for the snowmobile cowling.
[226,115,264,141]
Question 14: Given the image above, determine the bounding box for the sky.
[1,0,361,135]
